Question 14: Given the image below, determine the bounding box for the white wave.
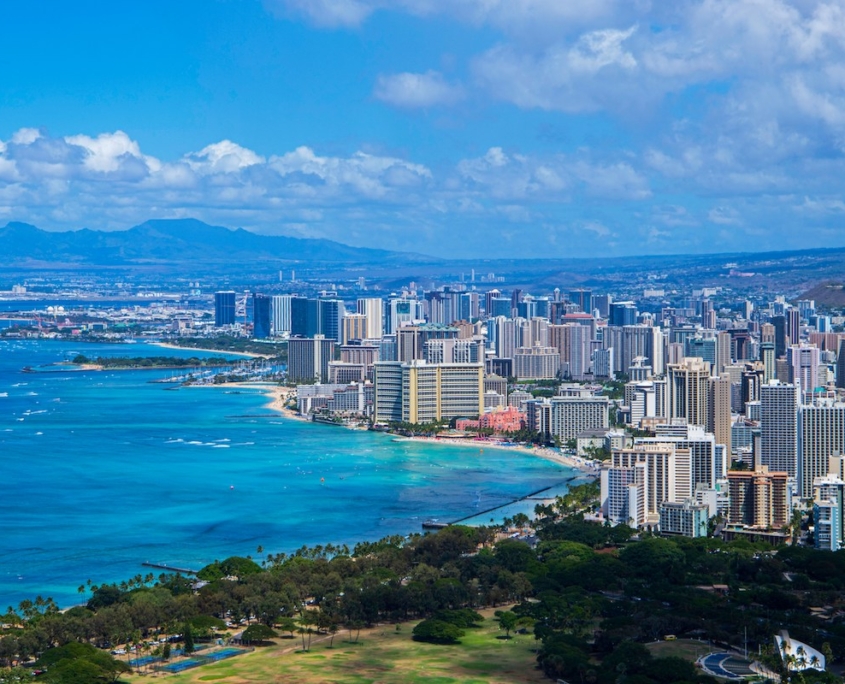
[186,441,203,445]
[35,432,43,436]
[164,438,184,444]
[0,392,7,397]
[212,444,230,448]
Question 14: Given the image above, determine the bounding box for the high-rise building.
[814,473,845,551]
[772,315,787,358]
[401,361,484,423]
[593,294,612,319]
[489,297,513,318]
[668,357,711,427]
[287,335,336,383]
[609,302,638,327]
[603,325,664,375]
[788,308,801,346]
[549,396,609,441]
[513,345,560,379]
[385,297,424,333]
[356,298,384,339]
[600,465,643,526]
[708,373,732,452]
[837,339,845,390]
[291,297,320,337]
[271,294,293,335]
[759,380,799,478]
[214,291,236,327]
[372,361,403,423]
[610,445,677,520]
[686,337,716,366]
[319,299,345,344]
[252,294,272,339]
[637,424,722,494]
[568,289,592,314]
[788,344,820,393]
[342,314,368,345]
[659,499,710,537]
[761,322,775,344]
[760,342,776,383]
[798,397,845,499]
[727,465,789,529]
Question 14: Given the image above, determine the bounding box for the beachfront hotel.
[373,360,484,424]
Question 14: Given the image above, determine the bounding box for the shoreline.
[149,341,265,358]
[389,435,599,475]
[200,381,599,477]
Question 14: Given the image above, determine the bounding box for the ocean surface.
[0,339,579,609]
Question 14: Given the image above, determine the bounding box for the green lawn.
[646,638,711,662]
[125,609,545,684]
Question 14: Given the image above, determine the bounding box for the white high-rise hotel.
[760,380,800,478]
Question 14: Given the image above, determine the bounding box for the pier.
[142,562,198,575]
[423,475,582,530]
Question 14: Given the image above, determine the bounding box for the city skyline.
[3,1,845,259]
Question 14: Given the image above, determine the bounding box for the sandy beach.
[193,380,599,478]
[149,341,265,358]
[389,435,598,475]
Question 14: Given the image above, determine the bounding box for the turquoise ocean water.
[0,339,579,609]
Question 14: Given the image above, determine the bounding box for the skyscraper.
[772,315,787,358]
[609,302,637,327]
[288,335,336,383]
[291,297,320,337]
[708,373,732,452]
[760,380,799,478]
[837,339,845,390]
[271,295,292,336]
[568,289,592,314]
[667,357,711,427]
[342,314,368,345]
[252,294,272,339]
[356,297,384,339]
[319,298,345,344]
[214,291,236,327]
[788,344,820,393]
[788,307,801,346]
[799,397,845,499]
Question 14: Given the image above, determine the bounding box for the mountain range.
[0,219,429,267]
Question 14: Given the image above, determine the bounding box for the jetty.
[423,476,582,530]
[142,561,198,575]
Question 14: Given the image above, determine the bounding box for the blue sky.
[2,0,845,259]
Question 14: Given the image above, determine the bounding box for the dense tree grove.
[2,485,845,683]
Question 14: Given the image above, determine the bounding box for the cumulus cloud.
[266,0,634,35]
[0,125,843,258]
[374,71,464,108]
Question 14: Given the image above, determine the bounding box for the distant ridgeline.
[0,483,841,684]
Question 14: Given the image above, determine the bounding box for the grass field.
[646,638,712,662]
[125,608,546,684]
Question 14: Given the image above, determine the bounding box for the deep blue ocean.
[0,339,576,609]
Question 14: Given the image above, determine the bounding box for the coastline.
[389,434,598,475]
[201,380,599,477]
[149,341,265,358]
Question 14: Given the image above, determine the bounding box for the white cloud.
[374,71,464,108]
[264,0,375,28]
[10,128,41,145]
[184,140,265,174]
